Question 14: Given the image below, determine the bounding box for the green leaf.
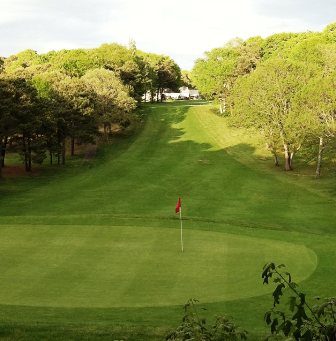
[289,282,298,289]
[264,311,272,325]
[288,296,296,312]
[270,318,278,333]
[283,320,293,336]
[292,306,309,328]
[299,293,306,306]
[273,283,285,306]
[284,271,292,283]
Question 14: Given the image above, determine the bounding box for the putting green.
[0,225,317,308]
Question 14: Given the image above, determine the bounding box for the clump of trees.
[0,43,181,176]
[191,23,336,176]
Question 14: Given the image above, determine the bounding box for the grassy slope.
[0,102,335,340]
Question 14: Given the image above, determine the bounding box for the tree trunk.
[71,136,75,156]
[0,140,3,178]
[50,150,53,165]
[219,98,226,114]
[283,143,292,171]
[104,123,112,140]
[62,138,66,165]
[315,137,324,178]
[23,136,29,172]
[272,151,279,167]
[266,143,279,167]
[289,151,295,170]
[57,130,61,165]
[1,136,7,167]
[27,138,32,172]
[156,88,160,102]
[160,88,164,102]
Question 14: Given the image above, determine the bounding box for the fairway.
[0,225,317,307]
[0,102,335,339]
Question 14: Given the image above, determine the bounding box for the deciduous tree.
[229,58,314,170]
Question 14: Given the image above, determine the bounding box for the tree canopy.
[192,22,336,175]
[0,42,181,175]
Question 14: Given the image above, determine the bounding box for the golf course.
[0,101,335,340]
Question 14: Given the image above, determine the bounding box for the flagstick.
[180,207,184,252]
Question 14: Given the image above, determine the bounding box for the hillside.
[0,102,335,340]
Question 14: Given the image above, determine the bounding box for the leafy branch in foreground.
[166,298,247,341]
[262,262,336,340]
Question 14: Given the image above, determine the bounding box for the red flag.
[175,197,181,214]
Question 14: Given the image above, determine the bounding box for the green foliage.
[193,22,336,175]
[0,74,45,172]
[292,72,336,139]
[0,40,182,172]
[191,46,240,100]
[90,43,148,100]
[191,36,263,115]
[235,37,263,75]
[0,56,4,73]
[83,68,136,113]
[284,34,328,67]
[43,48,102,77]
[323,22,336,43]
[181,70,194,88]
[82,68,136,137]
[166,299,247,341]
[260,32,300,60]
[3,49,41,74]
[229,58,315,170]
[136,51,181,102]
[262,263,336,340]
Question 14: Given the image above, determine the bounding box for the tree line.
[191,23,336,176]
[0,42,182,176]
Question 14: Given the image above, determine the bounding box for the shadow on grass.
[1,103,336,236]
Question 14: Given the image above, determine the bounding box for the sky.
[0,0,335,70]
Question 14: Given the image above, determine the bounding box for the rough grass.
[0,101,335,340]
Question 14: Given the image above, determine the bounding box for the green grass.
[0,101,335,340]
[0,225,317,308]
